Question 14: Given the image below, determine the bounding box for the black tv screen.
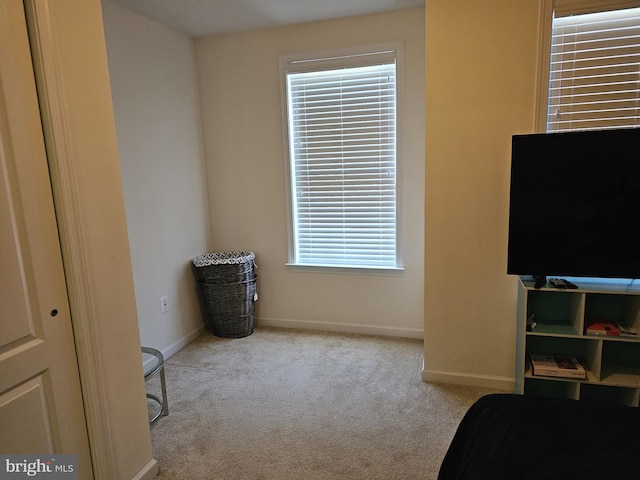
[507,127,640,280]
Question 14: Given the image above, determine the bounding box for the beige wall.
[102,1,211,355]
[195,8,425,337]
[424,0,542,389]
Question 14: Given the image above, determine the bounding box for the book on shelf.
[529,353,586,379]
[585,317,619,336]
[615,321,638,336]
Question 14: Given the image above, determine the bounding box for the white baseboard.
[422,367,515,392]
[131,459,158,480]
[160,325,205,360]
[255,316,423,339]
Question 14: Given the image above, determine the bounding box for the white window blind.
[285,52,398,268]
[547,7,640,132]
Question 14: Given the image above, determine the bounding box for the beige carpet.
[147,327,500,479]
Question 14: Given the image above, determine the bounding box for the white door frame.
[24,2,157,479]
[25,1,118,477]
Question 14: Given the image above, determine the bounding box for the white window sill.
[285,263,405,276]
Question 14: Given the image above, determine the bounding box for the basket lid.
[192,251,255,267]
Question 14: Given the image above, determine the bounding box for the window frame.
[280,42,405,273]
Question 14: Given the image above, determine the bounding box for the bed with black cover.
[438,393,640,480]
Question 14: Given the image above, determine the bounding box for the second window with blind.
[546,3,640,132]
[281,44,402,270]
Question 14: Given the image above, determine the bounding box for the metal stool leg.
[159,364,168,417]
[142,346,169,424]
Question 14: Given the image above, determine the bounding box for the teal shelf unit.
[516,277,640,407]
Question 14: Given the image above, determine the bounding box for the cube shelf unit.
[516,276,640,407]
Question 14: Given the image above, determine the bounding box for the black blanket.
[438,393,640,480]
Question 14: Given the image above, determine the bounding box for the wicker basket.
[192,251,256,338]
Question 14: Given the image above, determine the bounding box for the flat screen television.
[507,127,640,281]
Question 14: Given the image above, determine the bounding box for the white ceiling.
[109,0,425,37]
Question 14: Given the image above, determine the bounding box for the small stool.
[141,346,168,424]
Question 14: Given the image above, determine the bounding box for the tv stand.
[516,276,640,407]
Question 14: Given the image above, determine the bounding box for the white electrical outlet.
[160,295,169,314]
